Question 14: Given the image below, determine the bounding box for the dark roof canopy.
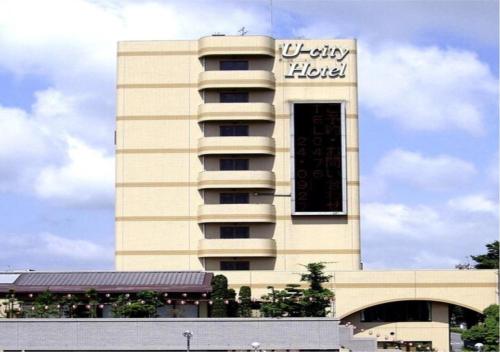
[0,271,213,293]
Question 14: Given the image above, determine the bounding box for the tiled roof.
[0,271,212,293]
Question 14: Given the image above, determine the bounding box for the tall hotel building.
[115,35,360,280]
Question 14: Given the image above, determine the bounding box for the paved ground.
[450,332,463,352]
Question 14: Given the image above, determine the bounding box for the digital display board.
[292,103,346,214]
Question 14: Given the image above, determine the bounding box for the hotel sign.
[282,43,349,79]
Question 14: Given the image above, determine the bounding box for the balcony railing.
[198,70,275,90]
[198,35,275,58]
[198,171,275,190]
[198,238,277,258]
[197,136,275,156]
[197,204,276,224]
[198,103,275,123]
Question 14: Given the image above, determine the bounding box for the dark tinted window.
[361,301,431,322]
[219,159,249,170]
[220,60,249,70]
[220,193,249,204]
[220,125,249,136]
[220,261,250,270]
[220,226,250,238]
[220,92,249,103]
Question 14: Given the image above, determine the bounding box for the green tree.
[282,284,305,317]
[112,291,161,318]
[260,285,301,317]
[471,241,499,269]
[210,274,228,317]
[300,262,334,317]
[85,288,99,318]
[59,293,81,318]
[237,286,252,317]
[462,304,499,351]
[28,290,59,318]
[260,263,334,317]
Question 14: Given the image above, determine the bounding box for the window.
[220,226,250,239]
[220,60,249,70]
[220,92,249,103]
[220,193,249,204]
[220,261,250,270]
[361,301,431,322]
[220,159,249,170]
[220,125,249,136]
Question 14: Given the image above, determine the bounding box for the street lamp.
[251,342,261,352]
[183,330,193,352]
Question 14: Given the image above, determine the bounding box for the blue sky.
[0,0,498,270]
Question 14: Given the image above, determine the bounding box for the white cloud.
[0,90,114,207]
[447,194,498,215]
[359,43,497,134]
[412,251,460,269]
[35,137,114,208]
[41,233,111,261]
[0,232,113,270]
[0,104,62,191]
[362,149,477,200]
[376,149,476,191]
[361,201,498,269]
[293,22,341,39]
[486,153,499,185]
[285,1,498,44]
[362,202,446,238]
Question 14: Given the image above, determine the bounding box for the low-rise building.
[0,271,212,318]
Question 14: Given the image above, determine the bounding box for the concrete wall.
[0,318,375,351]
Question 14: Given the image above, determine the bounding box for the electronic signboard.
[291,102,346,215]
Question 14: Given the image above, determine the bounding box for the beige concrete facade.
[116,36,498,351]
[116,36,361,274]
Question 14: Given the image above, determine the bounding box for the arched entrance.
[339,300,484,352]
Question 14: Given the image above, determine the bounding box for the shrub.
[462,304,499,351]
[112,291,162,318]
[237,286,252,317]
[210,275,228,317]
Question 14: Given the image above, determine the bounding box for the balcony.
[197,204,276,223]
[198,36,275,58]
[197,136,275,156]
[198,239,277,258]
[198,171,275,190]
[198,71,275,91]
[198,103,275,123]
